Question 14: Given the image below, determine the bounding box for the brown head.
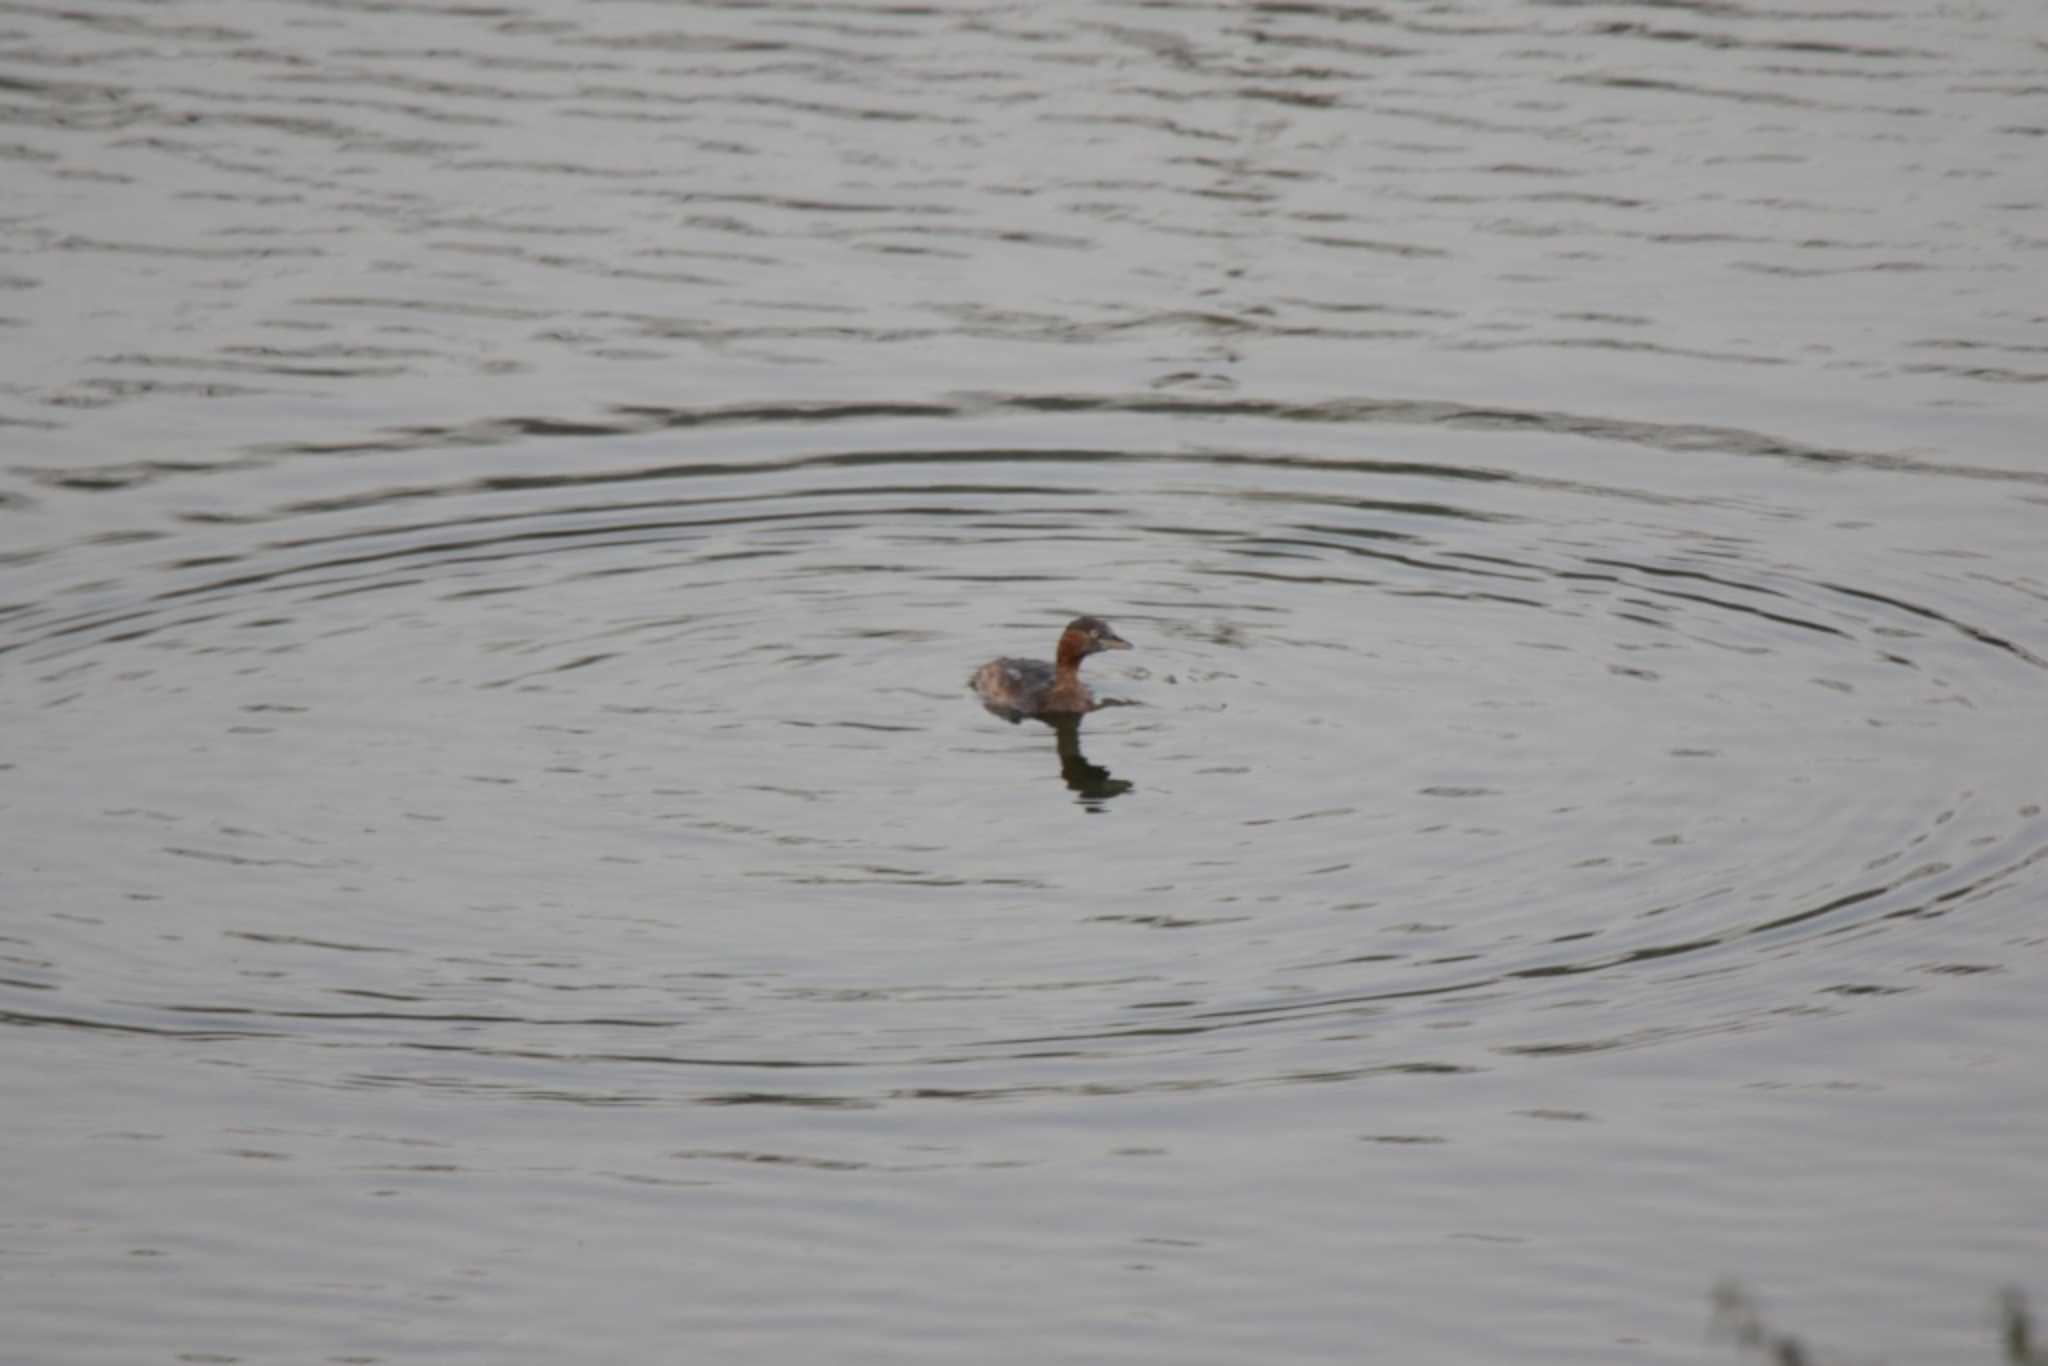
[1054,615,1133,671]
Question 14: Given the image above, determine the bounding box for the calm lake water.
[4,1,2046,1361]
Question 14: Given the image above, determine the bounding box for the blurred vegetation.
[1714,1284,2045,1365]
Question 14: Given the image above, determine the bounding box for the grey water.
[3,0,2046,1361]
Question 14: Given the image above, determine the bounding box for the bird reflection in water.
[1051,713,1133,807]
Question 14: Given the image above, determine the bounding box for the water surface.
[3,1,2046,1362]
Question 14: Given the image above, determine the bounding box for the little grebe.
[970,615,1132,722]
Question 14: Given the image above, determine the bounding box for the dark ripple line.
[1818,579,2048,671]
[155,1006,671,1025]
[32,395,2046,493]
[0,1007,275,1041]
[987,841,2047,1048]
[1581,22,1938,61]
[17,500,1083,647]
[1560,572,1851,639]
[1564,73,1826,110]
[1580,555,1799,601]
[271,479,1082,527]
[1210,539,1537,583]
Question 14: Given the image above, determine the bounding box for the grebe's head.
[1064,615,1132,658]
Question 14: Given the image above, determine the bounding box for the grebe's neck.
[1054,629,1089,674]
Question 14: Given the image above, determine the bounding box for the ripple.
[2,402,2042,1110]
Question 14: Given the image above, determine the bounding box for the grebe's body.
[970,616,1131,723]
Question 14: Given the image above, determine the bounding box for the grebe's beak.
[1099,630,1132,651]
